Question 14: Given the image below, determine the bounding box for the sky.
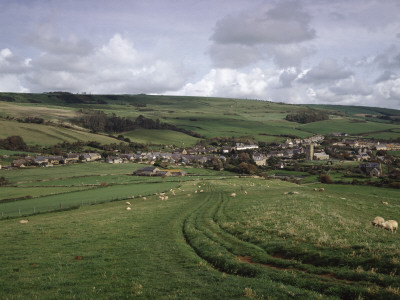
[0,0,400,109]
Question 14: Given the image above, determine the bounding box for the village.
[2,133,400,181]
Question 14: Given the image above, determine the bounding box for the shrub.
[319,174,332,183]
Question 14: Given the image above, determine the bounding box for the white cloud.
[22,34,188,94]
[169,68,279,99]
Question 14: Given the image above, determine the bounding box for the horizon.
[0,0,400,109]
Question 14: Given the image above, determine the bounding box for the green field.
[300,118,400,135]
[0,120,121,146]
[2,93,400,144]
[123,129,200,146]
[1,176,400,298]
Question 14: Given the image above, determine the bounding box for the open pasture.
[1,177,399,298]
[299,118,400,136]
[122,129,199,146]
[0,120,120,146]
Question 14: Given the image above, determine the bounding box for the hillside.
[1,175,400,298]
[1,92,400,148]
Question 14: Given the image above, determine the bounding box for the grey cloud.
[211,1,315,46]
[373,46,400,69]
[0,49,29,74]
[270,44,311,68]
[375,70,398,83]
[279,68,298,88]
[299,59,353,84]
[329,78,372,96]
[208,44,263,68]
[25,32,93,56]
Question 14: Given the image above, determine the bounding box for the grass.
[122,128,200,146]
[0,120,121,146]
[2,93,400,143]
[299,118,400,136]
[1,173,400,298]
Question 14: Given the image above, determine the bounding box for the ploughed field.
[1,173,400,299]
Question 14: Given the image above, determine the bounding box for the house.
[252,153,267,166]
[162,169,186,177]
[89,153,102,161]
[106,156,123,164]
[360,162,382,176]
[47,156,63,165]
[65,153,79,163]
[221,146,234,153]
[133,166,160,176]
[33,156,48,166]
[313,152,330,160]
[375,144,387,151]
[133,166,185,177]
[236,143,259,151]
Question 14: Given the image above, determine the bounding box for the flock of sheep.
[372,216,398,233]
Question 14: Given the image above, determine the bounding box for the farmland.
[1,93,400,299]
[1,175,400,299]
[2,93,400,148]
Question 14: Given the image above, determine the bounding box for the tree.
[211,157,223,171]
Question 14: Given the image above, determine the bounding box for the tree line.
[285,111,329,124]
[75,111,204,138]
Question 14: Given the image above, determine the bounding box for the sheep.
[125,206,131,211]
[159,196,164,200]
[19,219,29,224]
[313,188,318,191]
[125,201,131,206]
[195,190,198,194]
[200,190,204,193]
[231,193,236,197]
[142,197,147,200]
[164,196,169,200]
[244,191,247,195]
[381,220,398,233]
[372,216,385,227]
[319,188,325,192]
[381,201,389,205]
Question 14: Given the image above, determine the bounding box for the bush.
[319,174,332,183]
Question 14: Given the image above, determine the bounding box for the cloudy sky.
[1,0,400,108]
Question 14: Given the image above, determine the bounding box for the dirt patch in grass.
[237,256,360,286]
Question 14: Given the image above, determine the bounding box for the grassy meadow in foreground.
[1,175,400,299]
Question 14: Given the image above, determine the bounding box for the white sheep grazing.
[319,188,325,192]
[143,197,147,200]
[195,190,198,194]
[200,190,204,193]
[381,220,398,233]
[231,193,236,197]
[244,191,247,195]
[372,216,385,227]
[125,201,131,206]
[164,196,169,200]
[19,219,29,224]
[381,201,389,205]
[125,206,131,211]
[159,196,164,200]
[313,188,318,191]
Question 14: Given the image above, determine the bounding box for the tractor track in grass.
[181,183,391,298]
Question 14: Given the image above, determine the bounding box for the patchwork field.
[0,120,121,146]
[1,169,400,299]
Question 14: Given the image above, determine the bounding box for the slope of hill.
[1,92,400,147]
